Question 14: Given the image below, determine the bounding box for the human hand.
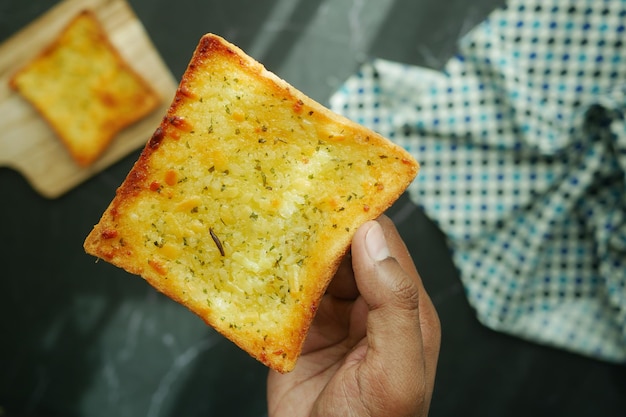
[267,215,441,417]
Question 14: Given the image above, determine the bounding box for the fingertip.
[364,221,391,262]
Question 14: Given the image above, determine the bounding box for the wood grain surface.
[0,0,177,198]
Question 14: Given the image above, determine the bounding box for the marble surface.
[1,1,624,416]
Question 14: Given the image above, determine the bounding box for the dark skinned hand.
[267,215,441,417]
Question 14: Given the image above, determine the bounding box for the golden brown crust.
[9,10,161,167]
[84,33,418,372]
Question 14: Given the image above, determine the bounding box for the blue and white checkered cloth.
[330,0,626,362]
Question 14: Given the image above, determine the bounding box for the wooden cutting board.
[0,0,177,198]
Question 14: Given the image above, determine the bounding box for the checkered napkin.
[330,0,626,362]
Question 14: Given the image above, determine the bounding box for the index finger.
[326,253,358,300]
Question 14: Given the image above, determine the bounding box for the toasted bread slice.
[9,10,161,167]
[84,34,418,372]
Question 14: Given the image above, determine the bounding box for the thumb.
[350,220,428,413]
[353,221,423,351]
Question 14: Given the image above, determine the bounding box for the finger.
[351,220,440,413]
[326,252,358,300]
[377,215,419,278]
[376,216,441,389]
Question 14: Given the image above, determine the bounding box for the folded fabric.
[330,0,626,362]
